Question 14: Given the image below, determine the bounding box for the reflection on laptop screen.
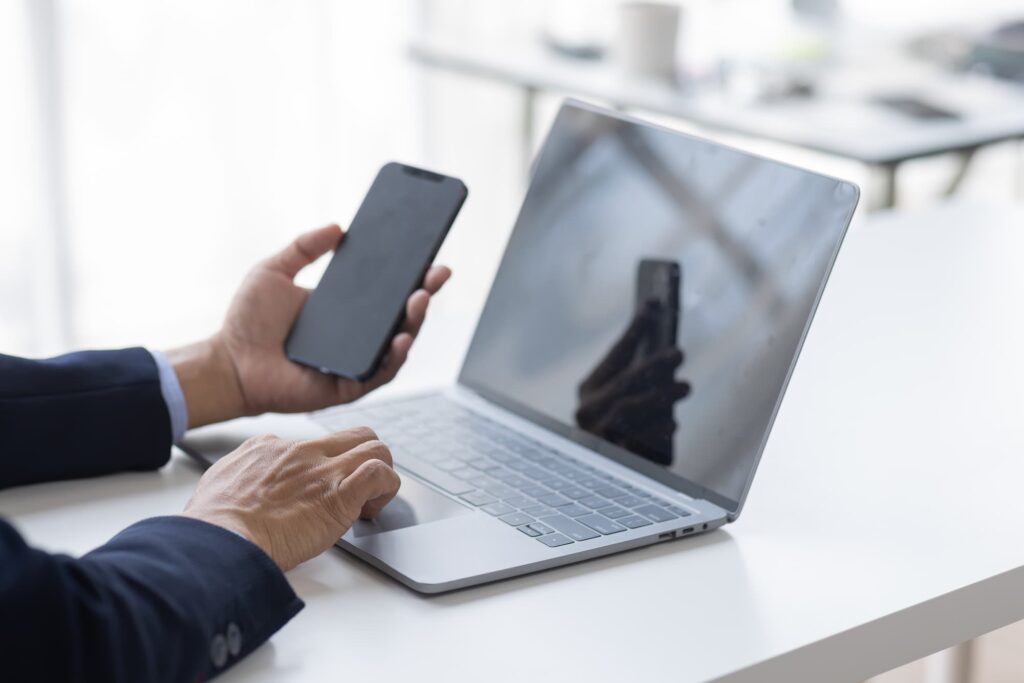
[459,102,859,513]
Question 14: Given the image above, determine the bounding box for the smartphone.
[635,258,681,353]
[285,162,467,380]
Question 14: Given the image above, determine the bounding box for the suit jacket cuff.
[88,516,304,677]
[149,350,188,443]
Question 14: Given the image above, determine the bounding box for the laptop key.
[579,495,611,509]
[460,491,497,506]
[561,487,591,500]
[518,525,542,537]
[527,522,554,535]
[619,515,653,529]
[538,493,573,507]
[594,486,628,499]
[396,458,475,495]
[503,495,533,507]
[521,505,552,517]
[466,457,501,472]
[499,512,534,526]
[481,502,515,516]
[480,482,517,499]
[537,533,574,548]
[539,515,600,542]
[538,477,571,491]
[667,505,692,517]
[577,514,627,535]
[435,459,465,471]
[558,503,591,518]
[520,484,551,498]
[598,505,631,519]
[614,495,644,508]
[635,504,677,523]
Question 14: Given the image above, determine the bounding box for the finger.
[357,332,413,393]
[580,305,658,392]
[421,265,451,294]
[578,349,683,425]
[334,458,401,522]
[329,436,394,473]
[264,224,343,280]
[302,425,379,458]
[401,289,430,337]
[613,349,683,396]
[359,466,402,519]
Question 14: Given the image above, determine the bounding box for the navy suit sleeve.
[0,348,173,489]
[0,349,305,680]
[0,516,304,682]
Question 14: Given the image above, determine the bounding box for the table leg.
[923,641,974,683]
[944,147,978,198]
[521,85,537,180]
[871,162,899,210]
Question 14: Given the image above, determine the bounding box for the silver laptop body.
[185,100,859,593]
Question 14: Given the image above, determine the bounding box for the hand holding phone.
[286,163,467,380]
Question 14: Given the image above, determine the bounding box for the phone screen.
[286,163,467,379]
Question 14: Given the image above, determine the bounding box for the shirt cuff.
[150,349,188,443]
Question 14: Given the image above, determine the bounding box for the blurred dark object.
[541,32,607,61]
[908,21,1024,82]
[967,21,1024,81]
[872,95,961,121]
[791,0,841,26]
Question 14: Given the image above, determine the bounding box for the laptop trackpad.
[349,476,472,538]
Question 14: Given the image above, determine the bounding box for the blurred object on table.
[613,2,682,84]
[967,20,1024,81]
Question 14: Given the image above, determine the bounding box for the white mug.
[614,2,681,82]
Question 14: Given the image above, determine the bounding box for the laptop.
[182,101,860,593]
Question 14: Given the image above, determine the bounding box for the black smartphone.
[285,162,467,380]
[636,258,681,353]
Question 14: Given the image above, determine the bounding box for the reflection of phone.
[636,259,681,352]
[285,162,467,380]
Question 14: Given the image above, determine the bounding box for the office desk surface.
[4,202,1024,682]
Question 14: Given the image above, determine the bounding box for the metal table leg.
[872,162,899,210]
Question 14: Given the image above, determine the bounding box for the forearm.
[165,335,248,429]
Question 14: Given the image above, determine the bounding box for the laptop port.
[658,532,675,540]
[682,527,694,534]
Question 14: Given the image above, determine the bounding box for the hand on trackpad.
[349,476,472,538]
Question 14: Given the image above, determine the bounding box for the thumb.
[264,224,343,280]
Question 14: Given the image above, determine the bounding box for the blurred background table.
[410,39,1024,208]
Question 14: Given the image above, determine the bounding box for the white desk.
[4,202,1024,682]
[410,40,1024,207]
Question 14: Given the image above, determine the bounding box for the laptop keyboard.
[314,396,692,549]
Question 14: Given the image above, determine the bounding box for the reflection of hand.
[167,225,451,429]
[576,303,690,465]
[183,427,399,572]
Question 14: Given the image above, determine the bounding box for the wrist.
[166,335,247,429]
[181,506,283,569]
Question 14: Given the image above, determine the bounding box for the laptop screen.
[459,102,859,515]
